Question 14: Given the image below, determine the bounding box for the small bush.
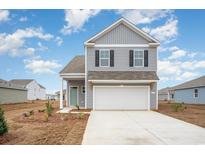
[0,108,8,135]
[29,110,34,116]
[22,113,29,117]
[75,104,80,110]
[171,103,186,112]
[78,112,84,119]
[45,101,53,117]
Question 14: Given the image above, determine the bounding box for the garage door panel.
[94,86,149,110]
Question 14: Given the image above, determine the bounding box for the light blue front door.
[70,87,78,106]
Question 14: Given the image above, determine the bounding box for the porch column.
[60,78,64,109]
[66,81,69,107]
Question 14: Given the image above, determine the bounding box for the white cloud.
[37,42,48,51]
[181,72,198,79]
[0,27,53,57]
[24,58,62,74]
[116,10,173,25]
[143,18,178,42]
[0,10,10,22]
[19,16,28,22]
[55,37,63,46]
[61,9,101,35]
[168,49,186,59]
[158,60,181,76]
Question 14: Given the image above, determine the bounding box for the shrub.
[171,103,186,112]
[75,104,80,110]
[78,112,84,119]
[38,109,45,113]
[29,110,34,116]
[45,101,53,116]
[0,108,8,135]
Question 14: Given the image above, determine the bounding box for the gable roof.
[158,87,172,95]
[60,55,85,74]
[173,75,205,90]
[38,84,46,89]
[0,79,6,83]
[85,18,160,45]
[0,81,27,91]
[9,79,34,87]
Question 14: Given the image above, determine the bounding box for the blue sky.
[0,9,205,93]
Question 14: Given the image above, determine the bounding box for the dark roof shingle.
[9,79,34,86]
[88,71,159,80]
[60,55,85,74]
[173,75,205,90]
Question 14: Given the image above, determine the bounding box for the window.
[193,89,199,98]
[100,49,110,67]
[134,50,144,67]
[81,86,85,94]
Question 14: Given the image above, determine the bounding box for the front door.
[70,87,78,107]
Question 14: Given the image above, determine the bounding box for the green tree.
[0,107,8,135]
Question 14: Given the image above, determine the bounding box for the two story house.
[59,18,160,111]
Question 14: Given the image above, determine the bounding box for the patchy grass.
[157,101,205,128]
[0,101,89,145]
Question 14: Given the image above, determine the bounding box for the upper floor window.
[100,49,110,67]
[193,89,199,98]
[134,50,144,67]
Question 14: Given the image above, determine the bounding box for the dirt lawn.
[0,101,89,145]
[158,101,205,128]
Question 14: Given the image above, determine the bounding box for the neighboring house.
[0,79,27,104]
[55,90,66,100]
[10,79,46,100]
[59,18,160,110]
[46,94,58,100]
[171,75,205,104]
[158,87,174,101]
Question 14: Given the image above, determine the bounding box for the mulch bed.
[0,102,90,145]
[157,101,205,128]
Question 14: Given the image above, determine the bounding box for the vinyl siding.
[0,87,27,104]
[94,23,149,44]
[26,81,46,100]
[174,87,205,104]
[158,94,169,101]
[67,80,85,108]
[87,47,157,71]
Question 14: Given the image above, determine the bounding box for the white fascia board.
[94,44,149,48]
[84,18,160,45]
[88,80,158,84]
[60,73,85,76]
[61,75,85,79]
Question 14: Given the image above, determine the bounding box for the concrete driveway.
[82,111,205,145]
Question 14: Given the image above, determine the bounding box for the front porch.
[59,74,85,110]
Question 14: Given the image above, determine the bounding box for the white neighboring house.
[10,79,46,100]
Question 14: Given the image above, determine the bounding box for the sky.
[0,9,205,94]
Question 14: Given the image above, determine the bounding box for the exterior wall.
[158,94,168,101]
[26,81,46,100]
[0,87,27,104]
[174,87,205,104]
[87,47,157,72]
[87,82,157,110]
[150,82,157,109]
[67,80,85,108]
[94,24,149,44]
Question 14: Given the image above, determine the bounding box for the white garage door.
[93,86,150,110]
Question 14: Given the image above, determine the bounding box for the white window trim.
[193,88,199,98]
[134,49,144,67]
[99,49,110,67]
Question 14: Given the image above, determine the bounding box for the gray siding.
[87,47,157,71]
[67,80,85,107]
[174,87,205,104]
[95,23,149,44]
[0,87,27,104]
[87,82,157,110]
